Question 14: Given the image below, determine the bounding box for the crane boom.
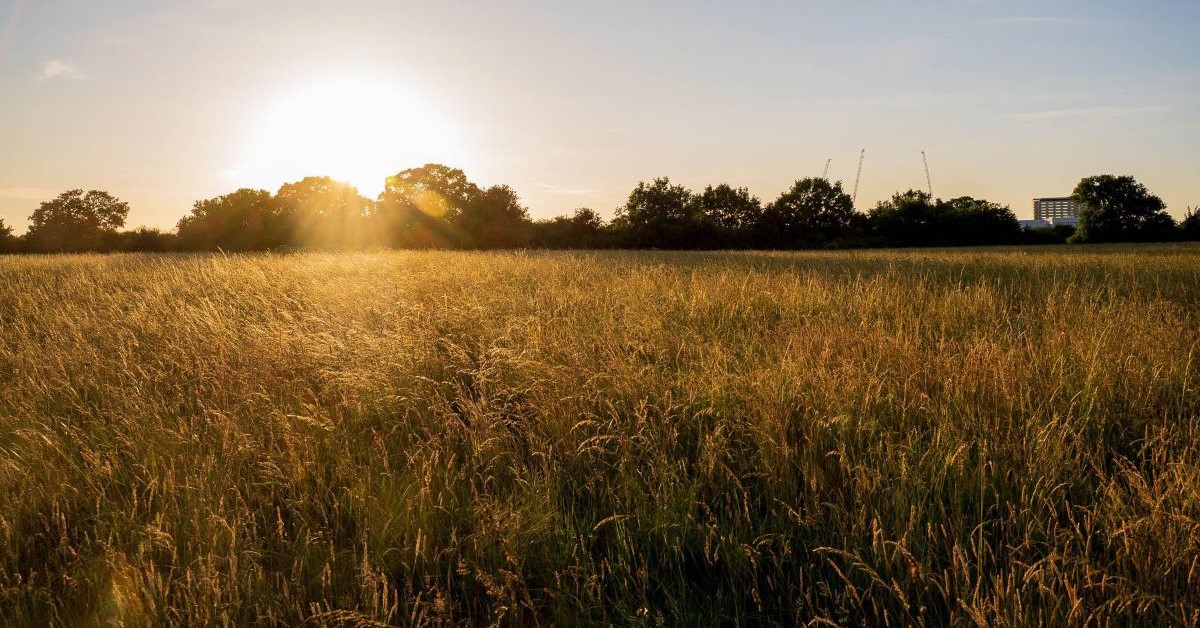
[822,158,832,180]
[922,151,933,197]
[852,149,865,206]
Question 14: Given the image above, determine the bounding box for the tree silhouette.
[1181,207,1200,242]
[9,166,1181,255]
[758,178,859,248]
[868,190,943,247]
[177,188,286,251]
[115,227,176,252]
[26,190,130,252]
[0,218,15,253]
[532,208,606,249]
[1071,175,1175,243]
[454,185,532,249]
[613,178,702,248]
[941,196,1021,245]
[376,164,481,248]
[276,177,374,249]
[695,184,761,247]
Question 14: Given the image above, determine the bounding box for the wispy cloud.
[38,59,84,81]
[1011,106,1169,121]
[537,183,598,196]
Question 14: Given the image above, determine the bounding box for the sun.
[230,78,459,198]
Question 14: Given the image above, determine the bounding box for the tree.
[867,191,1021,247]
[695,184,761,246]
[612,178,701,248]
[759,178,859,248]
[276,177,374,249]
[376,164,481,248]
[26,189,130,252]
[1179,207,1200,242]
[941,196,1021,245]
[1071,175,1175,243]
[177,188,285,251]
[453,185,533,249]
[114,227,177,252]
[867,190,944,247]
[0,218,15,253]
[532,208,606,249]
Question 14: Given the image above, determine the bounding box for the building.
[1033,197,1079,222]
[1019,219,1051,230]
[1050,215,1079,228]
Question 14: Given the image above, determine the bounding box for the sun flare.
[230,78,458,198]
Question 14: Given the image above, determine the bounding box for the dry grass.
[1,245,1199,626]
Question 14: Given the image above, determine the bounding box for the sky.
[1,0,1198,231]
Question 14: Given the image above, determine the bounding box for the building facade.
[1033,197,1079,222]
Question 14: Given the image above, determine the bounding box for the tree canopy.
[1182,207,1200,242]
[1071,175,1176,243]
[868,191,1021,247]
[759,178,859,248]
[3,169,1191,255]
[613,178,703,248]
[376,165,482,248]
[276,177,373,249]
[697,184,762,235]
[177,188,286,251]
[0,219,15,253]
[25,189,130,252]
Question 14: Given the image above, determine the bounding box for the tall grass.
[1,245,1199,625]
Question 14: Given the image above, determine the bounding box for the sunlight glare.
[229,78,459,198]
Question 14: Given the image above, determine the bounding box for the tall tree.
[1181,207,1200,242]
[0,218,15,253]
[1071,175,1175,243]
[697,184,761,229]
[531,208,606,249]
[276,177,374,249]
[612,178,701,248]
[453,185,533,249]
[26,190,130,252]
[177,188,285,251]
[759,178,859,248]
[376,164,481,248]
[867,190,943,247]
[941,196,1021,245]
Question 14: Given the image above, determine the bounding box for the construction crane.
[851,149,866,206]
[921,151,933,197]
[821,158,832,180]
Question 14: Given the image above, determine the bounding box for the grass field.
[2,246,1199,626]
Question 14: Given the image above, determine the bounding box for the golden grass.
[1,246,1199,625]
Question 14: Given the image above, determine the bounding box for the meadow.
[1,245,1199,626]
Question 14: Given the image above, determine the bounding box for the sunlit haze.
[228,78,458,198]
[0,0,1197,230]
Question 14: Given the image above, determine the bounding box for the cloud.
[1010,106,1169,121]
[38,59,83,81]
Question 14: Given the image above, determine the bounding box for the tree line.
[1,165,1196,254]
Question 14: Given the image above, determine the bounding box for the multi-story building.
[1033,197,1078,222]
